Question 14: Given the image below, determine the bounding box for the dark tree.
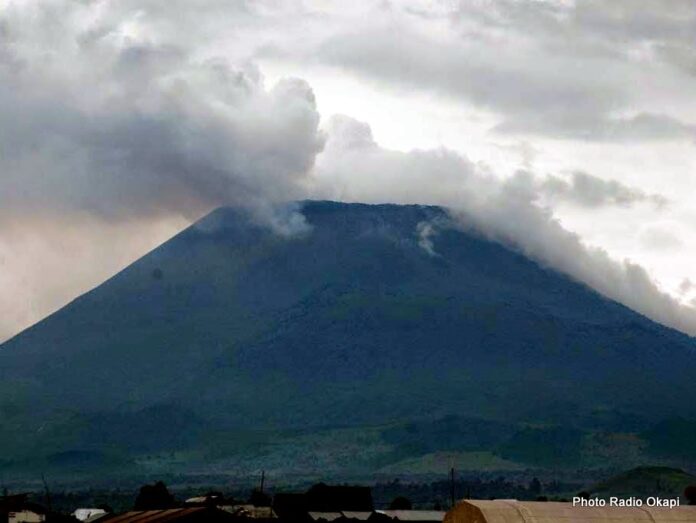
[133,481,176,510]
[528,478,542,496]
[389,496,413,510]
[576,491,590,500]
[684,485,696,505]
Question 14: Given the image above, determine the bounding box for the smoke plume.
[1,1,695,341]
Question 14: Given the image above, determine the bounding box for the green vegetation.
[642,418,696,461]
[588,466,696,501]
[376,451,523,475]
[498,426,585,467]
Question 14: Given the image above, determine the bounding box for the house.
[1,494,47,523]
[0,493,79,523]
[444,499,696,523]
[7,509,46,523]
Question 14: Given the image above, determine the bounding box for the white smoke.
[416,222,440,257]
[0,1,324,340]
[310,116,696,336]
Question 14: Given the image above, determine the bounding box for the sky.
[1,0,696,341]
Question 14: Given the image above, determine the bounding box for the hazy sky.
[2,0,696,341]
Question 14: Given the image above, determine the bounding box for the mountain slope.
[588,466,696,501]
[1,201,695,472]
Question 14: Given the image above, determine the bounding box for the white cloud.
[310,115,696,335]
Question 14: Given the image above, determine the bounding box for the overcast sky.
[2,0,696,341]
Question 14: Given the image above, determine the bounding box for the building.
[373,511,445,523]
[101,508,235,522]
[308,512,342,522]
[306,511,443,523]
[338,513,372,522]
[7,509,46,523]
[273,486,374,522]
[72,509,107,522]
[444,499,696,523]
[1,494,47,523]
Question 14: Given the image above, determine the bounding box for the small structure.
[340,512,372,521]
[72,509,108,522]
[101,507,234,522]
[445,499,696,523]
[7,508,47,523]
[308,512,343,522]
[373,511,445,523]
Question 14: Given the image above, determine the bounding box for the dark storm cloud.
[0,3,323,228]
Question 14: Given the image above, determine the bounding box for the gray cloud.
[495,113,696,142]
[639,225,684,251]
[679,278,694,296]
[295,0,696,142]
[0,3,323,226]
[316,28,621,135]
[539,171,668,209]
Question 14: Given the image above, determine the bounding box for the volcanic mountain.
[1,201,695,476]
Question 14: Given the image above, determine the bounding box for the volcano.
[1,201,695,477]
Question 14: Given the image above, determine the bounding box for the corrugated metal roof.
[73,508,108,522]
[446,500,696,523]
[341,511,373,520]
[309,512,343,521]
[377,511,446,521]
[103,508,207,523]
